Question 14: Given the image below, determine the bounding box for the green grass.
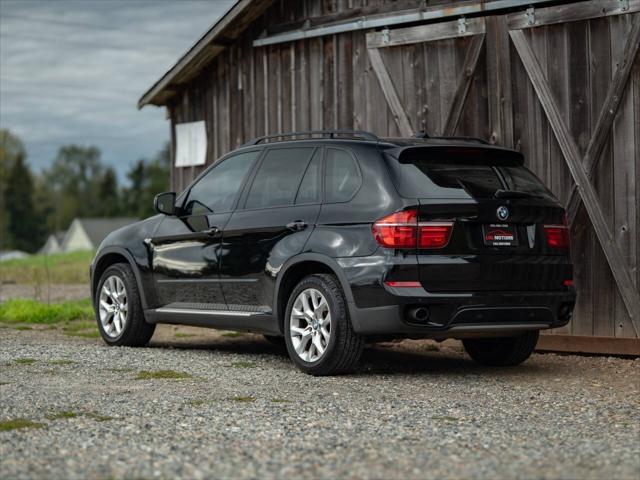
[135,370,192,380]
[432,415,458,422]
[188,399,208,407]
[230,361,256,369]
[46,411,78,420]
[0,418,45,431]
[271,398,291,403]
[14,358,36,365]
[0,250,93,285]
[231,396,255,403]
[13,326,32,331]
[84,412,113,422]
[49,360,76,366]
[174,333,196,338]
[0,299,93,325]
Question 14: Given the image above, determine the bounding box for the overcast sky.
[0,0,236,180]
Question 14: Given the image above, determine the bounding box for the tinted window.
[295,149,322,204]
[245,148,314,209]
[184,151,259,215]
[386,150,556,201]
[325,148,360,203]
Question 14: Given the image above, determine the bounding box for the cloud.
[0,0,236,180]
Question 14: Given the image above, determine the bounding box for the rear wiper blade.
[494,189,541,199]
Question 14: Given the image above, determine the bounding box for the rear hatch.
[384,144,571,292]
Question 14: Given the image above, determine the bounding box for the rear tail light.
[544,215,570,250]
[372,209,453,249]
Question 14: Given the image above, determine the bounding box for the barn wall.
[167,0,639,343]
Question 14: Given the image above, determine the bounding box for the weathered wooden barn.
[139,0,640,355]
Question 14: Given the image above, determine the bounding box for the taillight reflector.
[372,209,453,249]
[384,281,422,288]
[544,225,570,249]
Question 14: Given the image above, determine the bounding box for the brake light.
[419,223,453,249]
[372,210,417,248]
[544,216,570,250]
[372,209,453,249]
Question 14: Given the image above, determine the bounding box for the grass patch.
[222,331,244,338]
[15,358,36,365]
[230,361,256,369]
[174,333,196,338]
[188,399,208,407]
[85,412,113,422]
[231,396,255,403]
[49,360,76,366]
[46,410,78,420]
[432,415,458,422]
[13,326,33,331]
[64,330,100,339]
[0,299,93,325]
[0,418,45,431]
[0,250,93,285]
[271,398,290,403]
[135,370,192,380]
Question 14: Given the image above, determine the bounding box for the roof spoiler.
[385,145,525,165]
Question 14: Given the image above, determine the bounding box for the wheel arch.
[274,253,356,335]
[92,247,149,310]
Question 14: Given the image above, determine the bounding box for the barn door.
[366,1,640,337]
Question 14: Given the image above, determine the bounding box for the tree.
[4,153,45,252]
[45,145,104,230]
[0,129,26,250]
[97,167,120,217]
[123,143,170,218]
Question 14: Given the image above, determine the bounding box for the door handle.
[286,220,308,231]
[203,226,219,236]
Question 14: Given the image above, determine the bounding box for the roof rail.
[243,129,380,146]
[412,130,490,145]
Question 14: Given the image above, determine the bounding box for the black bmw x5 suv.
[91,130,576,375]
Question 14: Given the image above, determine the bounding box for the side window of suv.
[244,147,315,209]
[183,151,259,216]
[325,148,361,203]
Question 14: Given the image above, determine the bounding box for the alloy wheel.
[289,288,331,363]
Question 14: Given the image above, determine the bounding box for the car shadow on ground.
[148,335,548,377]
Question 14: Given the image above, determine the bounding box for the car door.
[150,149,262,308]
[219,146,322,312]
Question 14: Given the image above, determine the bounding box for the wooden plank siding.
[165,0,639,350]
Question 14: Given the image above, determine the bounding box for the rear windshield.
[385,150,556,201]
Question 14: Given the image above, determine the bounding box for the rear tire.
[284,274,364,376]
[462,331,539,366]
[95,263,155,347]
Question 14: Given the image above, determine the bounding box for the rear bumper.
[348,288,576,338]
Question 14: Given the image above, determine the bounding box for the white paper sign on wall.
[174,121,207,167]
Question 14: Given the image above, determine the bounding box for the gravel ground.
[0,326,638,480]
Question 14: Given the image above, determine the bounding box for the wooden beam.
[367,17,485,49]
[537,334,640,356]
[510,29,640,331]
[508,0,640,30]
[367,48,413,136]
[566,16,640,223]
[444,34,485,136]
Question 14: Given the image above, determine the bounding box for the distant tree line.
[0,129,170,253]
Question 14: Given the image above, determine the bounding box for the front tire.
[462,331,539,366]
[284,274,364,376]
[95,263,155,347]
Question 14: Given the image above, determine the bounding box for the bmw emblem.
[497,206,509,221]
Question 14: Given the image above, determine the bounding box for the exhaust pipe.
[407,306,430,323]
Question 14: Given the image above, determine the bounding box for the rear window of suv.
[385,147,556,201]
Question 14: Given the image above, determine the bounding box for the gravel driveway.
[1,326,638,480]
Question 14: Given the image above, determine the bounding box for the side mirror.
[154,192,176,216]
